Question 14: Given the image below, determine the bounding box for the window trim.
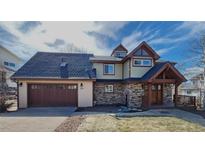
[103,64,115,75]
[132,58,152,67]
[104,84,114,93]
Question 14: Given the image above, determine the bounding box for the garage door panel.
[28,84,78,107]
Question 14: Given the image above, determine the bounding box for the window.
[134,60,142,65]
[115,51,127,58]
[4,61,15,68]
[143,59,152,66]
[133,59,152,66]
[105,85,113,93]
[187,90,192,94]
[4,61,9,66]
[9,63,15,67]
[68,85,77,89]
[141,49,149,56]
[104,64,115,75]
[134,49,149,56]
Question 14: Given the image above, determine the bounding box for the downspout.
[16,80,19,110]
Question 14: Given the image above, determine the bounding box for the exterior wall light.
[19,82,23,87]
[80,83,84,89]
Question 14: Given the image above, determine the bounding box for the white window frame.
[103,64,115,75]
[133,59,152,67]
[143,59,152,66]
[105,85,114,93]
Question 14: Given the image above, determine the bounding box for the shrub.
[0,97,13,113]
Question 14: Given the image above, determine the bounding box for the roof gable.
[142,62,186,82]
[122,41,160,62]
[111,44,128,56]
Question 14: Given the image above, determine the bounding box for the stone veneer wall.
[94,82,125,105]
[163,84,174,103]
[124,83,144,108]
[94,82,144,108]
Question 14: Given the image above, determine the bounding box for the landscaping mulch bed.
[179,107,205,119]
[55,115,85,132]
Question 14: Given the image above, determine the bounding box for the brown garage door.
[28,84,78,107]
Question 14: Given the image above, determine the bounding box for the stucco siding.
[131,66,152,78]
[18,80,93,108]
[93,63,122,79]
[19,82,28,108]
[123,60,129,79]
[0,46,22,69]
[0,46,22,87]
[130,57,152,78]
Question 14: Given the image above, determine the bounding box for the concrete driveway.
[0,107,76,132]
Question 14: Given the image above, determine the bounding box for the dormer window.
[115,51,127,58]
[111,44,128,58]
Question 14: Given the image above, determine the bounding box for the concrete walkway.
[0,107,76,132]
[116,109,205,127]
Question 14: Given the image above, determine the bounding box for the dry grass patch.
[77,115,205,132]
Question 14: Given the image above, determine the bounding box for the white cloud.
[0,21,129,59]
[156,47,172,55]
[94,21,129,39]
[176,21,205,36]
[149,36,188,45]
[183,66,204,79]
[121,28,161,51]
[122,31,142,50]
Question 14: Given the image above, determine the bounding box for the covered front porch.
[141,62,186,109]
[143,83,177,109]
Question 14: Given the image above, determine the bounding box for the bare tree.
[188,33,205,109]
[0,70,10,112]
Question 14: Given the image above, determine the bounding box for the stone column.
[146,83,152,109]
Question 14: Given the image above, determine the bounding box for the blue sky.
[0,21,205,76]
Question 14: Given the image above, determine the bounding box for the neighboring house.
[12,41,186,109]
[0,45,22,88]
[0,68,7,90]
[179,73,205,107]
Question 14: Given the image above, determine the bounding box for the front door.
[143,84,163,106]
[151,84,162,105]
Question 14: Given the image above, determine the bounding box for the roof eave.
[11,76,96,81]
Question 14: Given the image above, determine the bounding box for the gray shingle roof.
[12,52,96,79]
[141,62,168,81]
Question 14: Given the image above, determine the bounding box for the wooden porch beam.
[152,79,175,84]
[174,84,179,106]
[147,83,152,109]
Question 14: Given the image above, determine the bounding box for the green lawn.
[77,115,205,132]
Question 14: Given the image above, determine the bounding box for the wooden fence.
[174,95,197,110]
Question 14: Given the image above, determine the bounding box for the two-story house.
[179,73,205,108]
[12,41,186,110]
[0,45,22,88]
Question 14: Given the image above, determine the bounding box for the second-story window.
[143,59,152,66]
[104,64,115,75]
[133,59,152,67]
